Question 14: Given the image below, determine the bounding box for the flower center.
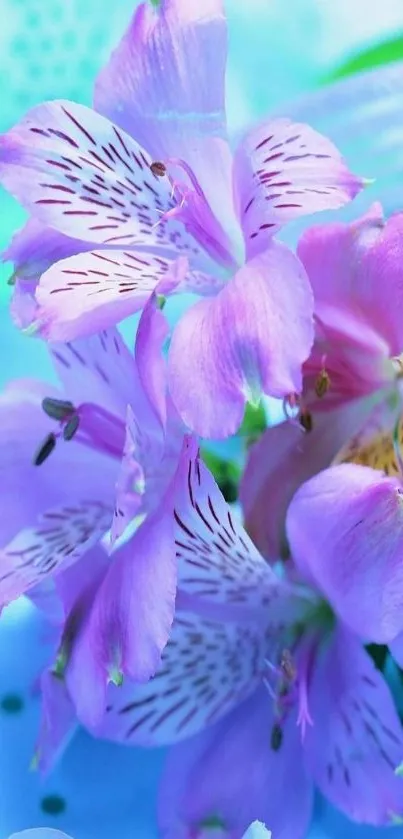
[264,599,334,747]
[33,396,125,465]
[150,158,240,270]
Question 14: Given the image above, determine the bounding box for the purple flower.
[0,0,363,438]
[240,203,403,559]
[39,449,403,838]
[0,299,195,721]
[299,203,403,414]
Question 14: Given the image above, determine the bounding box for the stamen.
[314,366,331,399]
[392,355,403,379]
[299,408,313,433]
[280,648,296,682]
[270,722,283,751]
[33,432,57,466]
[41,397,74,421]
[296,636,316,741]
[150,161,167,177]
[63,414,80,441]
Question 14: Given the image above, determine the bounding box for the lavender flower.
[0,298,195,719]
[0,0,364,438]
[33,447,403,838]
[241,203,403,558]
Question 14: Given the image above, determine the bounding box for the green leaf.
[366,643,388,672]
[325,33,403,83]
[239,400,267,446]
[201,448,241,503]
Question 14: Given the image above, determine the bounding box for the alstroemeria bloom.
[0,305,184,608]
[0,0,364,439]
[0,297,200,715]
[41,448,403,839]
[241,203,403,557]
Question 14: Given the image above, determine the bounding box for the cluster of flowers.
[3,1,403,838]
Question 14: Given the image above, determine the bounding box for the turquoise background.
[2,1,403,837]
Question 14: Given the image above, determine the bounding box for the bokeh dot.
[41,794,67,816]
[1,692,24,713]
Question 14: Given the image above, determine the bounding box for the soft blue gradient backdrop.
[2,2,403,837]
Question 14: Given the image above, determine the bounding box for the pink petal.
[66,512,176,727]
[169,243,314,438]
[111,298,184,545]
[0,100,202,254]
[234,117,363,259]
[299,204,403,410]
[109,407,145,547]
[135,292,170,429]
[240,397,374,561]
[305,626,403,824]
[35,249,189,341]
[158,688,313,839]
[95,0,241,268]
[95,613,268,746]
[65,437,197,727]
[94,0,227,165]
[286,462,403,642]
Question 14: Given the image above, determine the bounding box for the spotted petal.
[234,117,363,259]
[158,687,313,839]
[36,248,189,341]
[304,627,403,825]
[174,443,285,612]
[0,100,202,254]
[3,218,92,331]
[3,218,90,283]
[95,611,268,746]
[169,242,314,438]
[0,381,116,607]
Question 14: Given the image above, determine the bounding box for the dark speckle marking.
[1,693,24,713]
[41,794,66,815]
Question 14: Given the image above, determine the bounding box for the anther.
[42,397,74,421]
[270,723,283,752]
[280,649,296,683]
[315,368,331,398]
[63,414,80,441]
[299,409,313,433]
[150,161,167,177]
[33,433,57,466]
